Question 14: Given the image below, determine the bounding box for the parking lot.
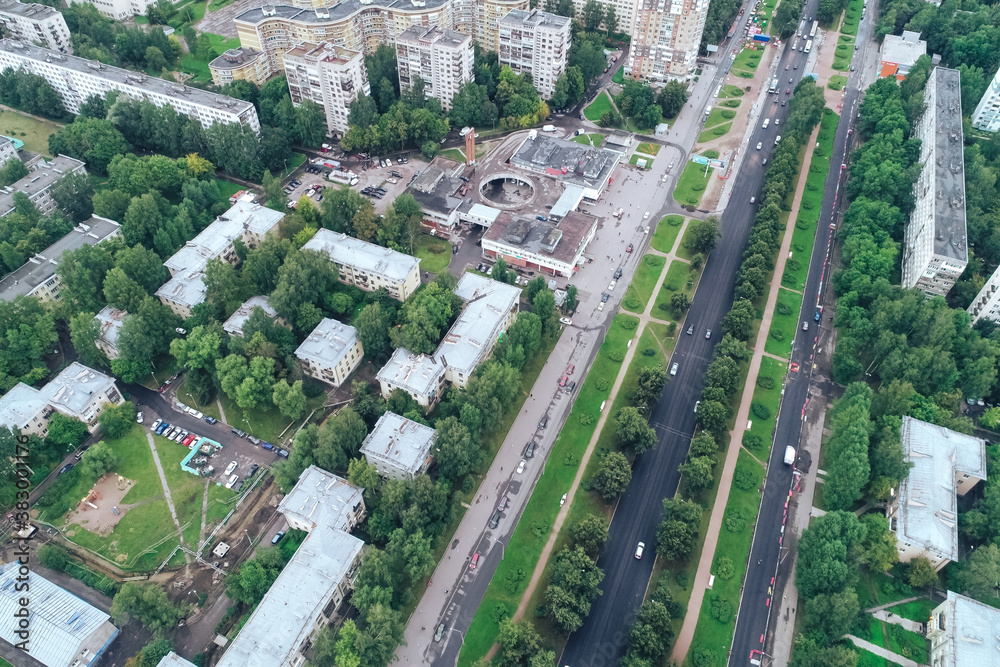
[354,156,427,213]
[284,167,332,208]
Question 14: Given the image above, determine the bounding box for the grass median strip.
[458,315,641,666]
[673,162,713,208]
[742,356,786,460]
[764,288,803,358]
[651,215,685,253]
[623,254,667,313]
[698,122,733,143]
[654,260,701,321]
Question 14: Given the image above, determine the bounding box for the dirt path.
[198,479,210,550]
[670,121,822,663]
[144,431,191,565]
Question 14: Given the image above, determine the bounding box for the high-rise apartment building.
[283,41,368,135]
[627,0,709,82]
[570,0,634,37]
[0,0,71,54]
[498,9,570,100]
[396,26,473,110]
[972,65,1000,133]
[68,0,155,20]
[0,40,260,131]
[902,67,967,299]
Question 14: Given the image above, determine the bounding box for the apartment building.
[972,65,1000,133]
[376,348,447,408]
[222,296,282,337]
[0,0,71,54]
[295,317,364,386]
[209,47,270,87]
[396,25,473,110]
[156,203,283,318]
[887,417,986,571]
[360,411,436,479]
[0,362,124,436]
[927,591,1000,667]
[626,0,710,82]
[301,228,421,300]
[0,154,86,219]
[902,67,967,299]
[284,41,368,135]
[0,215,120,304]
[0,40,260,130]
[69,0,155,20]
[0,135,19,168]
[571,0,635,37]
[476,0,527,50]
[94,305,125,359]
[498,9,570,100]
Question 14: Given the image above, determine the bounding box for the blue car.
[156,422,170,435]
[261,442,274,451]
[814,311,822,322]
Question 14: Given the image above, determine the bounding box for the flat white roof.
[932,591,1000,667]
[438,274,520,377]
[0,381,46,430]
[294,318,358,369]
[360,411,436,475]
[95,305,126,350]
[375,347,446,398]
[302,228,419,283]
[43,362,118,420]
[222,296,278,337]
[467,203,501,223]
[277,465,365,532]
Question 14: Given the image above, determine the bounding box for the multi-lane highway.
[558,5,829,665]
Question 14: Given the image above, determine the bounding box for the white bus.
[809,20,818,38]
[805,39,813,53]
[328,171,359,186]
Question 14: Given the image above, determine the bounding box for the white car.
[643,211,650,220]
[225,474,239,489]
[225,461,237,476]
[560,317,573,325]
[670,362,678,376]
[756,142,763,150]
[608,280,617,291]
[516,459,527,474]
[136,411,144,424]
[634,542,645,559]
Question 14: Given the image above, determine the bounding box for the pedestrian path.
[845,635,921,667]
[865,596,925,614]
[872,609,925,634]
[144,431,191,565]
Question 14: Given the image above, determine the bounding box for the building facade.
[94,305,125,360]
[878,30,926,80]
[571,0,635,38]
[626,0,709,82]
[209,47,270,87]
[295,318,364,386]
[972,65,1000,133]
[69,0,155,20]
[0,0,71,54]
[901,67,967,298]
[0,154,86,218]
[0,135,18,167]
[440,273,520,386]
[482,210,598,277]
[927,591,1000,667]
[302,229,421,300]
[396,25,473,110]
[498,9,570,100]
[284,41,368,135]
[0,40,260,130]
[360,411,436,479]
[375,348,447,408]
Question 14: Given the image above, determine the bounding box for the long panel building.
[0,154,86,219]
[302,228,421,300]
[0,0,72,54]
[0,40,260,131]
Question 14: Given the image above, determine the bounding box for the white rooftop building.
[973,65,1000,134]
[222,296,281,337]
[0,154,86,219]
[360,411,436,480]
[295,318,364,387]
[927,591,1000,667]
[94,305,126,359]
[0,561,119,667]
[301,229,421,301]
[879,30,927,80]
[887,416,986,571]
[0,0,72,54]
[375,348,447,409]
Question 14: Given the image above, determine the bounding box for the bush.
[775,301,792,316]
[668,216,683,226]
[722,110,736,119]
[710,595,734,623]
[751,402,771,420]
[734,463,762,490]
[461,476,475,494]
[676,571,689,588]
[692,647,717,667]
[715,556,735,580]
[756,374,775,390]
[770,330,785,341]
[608,350,625,362]
[625,298,642,309]
[641,348,655,356]
[596,379,610,390]
[619,318,638,330]
[658,302,669,311]
[725,507,749,532]
[580,413,594,425]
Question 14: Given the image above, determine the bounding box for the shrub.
[658,302,669,311]
[580,413,594,425]
[742,432,762,449]
[641,348,655,356]
[722,110,736,119]
[703,149,719,159]
[619,318,638,330]
[725,507,749,532]
[756,374,775,390]
[644,255,659,266]
[715,556,735,579]
[751,402,771,420]
[676,571,689,588]
[734,463,762,490]
[608,350,625,362]
[775,301,792,316]
[493,601,511,622]
[461,476,475,494]
[625,298,642,309]
[668,216,683,226]
[770,330,785,341]
[596,379,610,390]
[794,243,806,252]
[692,647,717,667]
[710,595,734,623]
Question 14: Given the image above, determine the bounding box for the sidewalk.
[670,121,823,663]
[845,636,922,667]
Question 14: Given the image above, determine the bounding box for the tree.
[791,636,859,667]
[110,582,184,632]
[671,292,691,315]
[656,498,702,561]
[262,170,285,211]
[434,416,477,482]
[169,325,222,373]
[49,172,95,222]
[605,6,618,34]
[491,256,513,283]
[679,455,715,495]
[802,589,860,644]
[58,242,116,313]
[99,401,136,439]
[80,441,118,478]
[657,80,689,118]
[48,117,131,174]
[272,379,307,420]
[46,413,89,448]
[722,299,756,341]
[569,514,608,558]
[633,365,667,409]
[858,514,898,573]
[796,510,866,599]
[226,547,286,605]
[533,290,559,338]
[294,100,327,147]
[908,557,938,589]
[961,543,1000,601]
[495,620,554,667]
[582,0,605,31]
[354,302,394,362]
[616,406,657,454]
[0,157,28,188]
[137,639,173,667]
[685,218,720,254]
[103,266,147,313]
[591,451,631,501]
[0,296,57,390]
[38,544,70,571]
[564,284,578,312]
[355,603,405,667]
[545,545,604,633]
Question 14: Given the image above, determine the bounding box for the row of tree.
[609,79,691,130]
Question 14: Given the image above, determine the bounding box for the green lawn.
[833,44,853,71]
[459,315,641,666]
[654,260,700,320]
[175,377,222,421]
[213,178,245,202]
[673,162,713,208]
[279,152,307,179]
[651,215,685,253]
[764,288,803,358]
[177,32,239,83]
[217,391,325,445]
[743,356,786,458]
[828,75,848,90]
[439,148,465,162]
[675,224,703,261]
[571,133,604,146]
[719,84,745,99]
[0,108,63,155]
[732,48,763,75]
[705,108,737,128]
[841,0,862,35]
[414,234,452,274]
[629,154,654,169]
[861,613,929,664]
[636,142,660,156]
[887,598,935,623]
[698,122,733,143]
[856,648,904,667]
[584,91,615,123]
[622,254,666,314]
[612,65,625,84]
[684,449,764,667]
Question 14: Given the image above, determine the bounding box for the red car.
[626,243,633,253]
[566,364,575,375]
[559,375,568,387]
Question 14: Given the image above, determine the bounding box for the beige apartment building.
[284,41,368,135]
[396,25,473,110]
[498,9,570,99]
[627,0,709,82]
[295,318,364,386]
[209,47,270,87]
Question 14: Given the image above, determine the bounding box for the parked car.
[277,448,289,458]
[249,463,259,477]
[262,442,275,451]
[524,441,537,458]
[231,428,247,438]
[156,422,169,435]
[538,415,549,430]
[59,463,74,475]
[566,364,575,375]
[601,293,610,303]
[272,530,285,545]
[565,380,576,392]
[614,267,623,279]
[497,495,510,511]
[687,325,694,335]
[470,553,481,568]
[247,435,261,445]
[434,624,446,642]
[517,459,527,474]
[489,512,501,529]
[151,418,162,432]
[626,243,633,253]
[136,411,144,423]
[225,461,237,475]
[670,363,679,376]
[559,375,568,387]
[559,317,573,325]
[204,416,218,425]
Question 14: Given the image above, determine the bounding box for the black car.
[58,463,74,475]
[524,441,537,458]
[249,463,259,477]
[204,416,218,424]
[489,511,502,529]
[538,415,548,430]
[601,293,610,303]
[614,267,623,279]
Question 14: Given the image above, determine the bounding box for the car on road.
[614,267,623,279]
[802,321,809,330]
[626,243,633,253]
[187,408,204,419]
[151,418,162,431]
[524,441,537,458]
[566,364,575,375]
[497,495,510,511]
[136,411,144,423]
[489,511,502,529]
[643,211,650,220]
[750,196,756,204]
[565,380,576,393]
[560,317,573,325]
[601,293,610,303]
[272,530,285,545]
[756,142,763,150]
[670,363,678,376]
[434,624,446,642]
[517,459,527,474]
[225,461,237,475]
[786,89,791,94]
[560,493,567,506]
[608,280,616,291]
[470,553,481,569]
[598,301,605,311]
[686,325,694,335]
[538,415,548,429]
[814,310,822,321]
[204,416,217,424]
[694,400,701,413]
[785,64,789,70]
[794,63,798,69]
[58,462,75,475]
[705,329,712,339]
[634,542,645,559]
[559,375,568,387]
[74,445,90,460]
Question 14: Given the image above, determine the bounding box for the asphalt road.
[558,7,836,666]
[728,5,876,666]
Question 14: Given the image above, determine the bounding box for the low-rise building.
[0,215,121,303]
[295,318,364,386]
[222,296,282,337]
[279,464,367,532]
[509,132,622,202]
[886,416,986,571]
[0,154,86,218]
[209,47,270,87]
[879,30,927,80]
[927,591,1000,666]
[94,305,126,359]
[360,411,436,479]
[375,348,447,409]
[284,41,369,136]
[498,9,570,100]
[406,155,469,230]
[0,561,119,667]
[0,362,124,436]
[68,0,155,20]
[483,210,598,277]
[301,229,421,301]
[396,25,473,110]
[156,203,283,318]
[0,0,71,54]
[0,134,19,167]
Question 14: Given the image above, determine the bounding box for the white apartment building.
[69,0,155,20]
[0,362,125,436]
[396,25,473,110]
[902,67,967,299]
[0,154,86,218]
[968,262,1000,324]
[283,41,369,136]
[301,228,421,300]
[222,296,282,337]
[498,9,570,100]
[0,40,260,131]
[376,348,447,408]
[156,203,283,318]
[0,0,71,54]
[0,134,18,167]
[360,411,436,479]
[887,417,986,571]
[0,215,120,304]
[295,318,364,386]
[927,591,1000,667]
[972,65,1000,133]
[627,0,710,82]
[94,305,126,360]
[571,0,634,37]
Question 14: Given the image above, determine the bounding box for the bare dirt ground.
[64,474,136,538]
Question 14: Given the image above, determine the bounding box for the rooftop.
[439,273,520,376]
[295,318,360,369]
[235,0,450,27]
[222,296,278,337]
[43,362,119,420]
[277,465,365,533]
[375,347,446,399]
[0,40,257,117]
[923,67,967,263]
[881,30,927,67]
[284,40,362,65]
[0,561,118,667]
[397,24,471,48]
[0,0,62,21]
[510,134,621,190]
[0,154,85,216]
[360,411,436,475]
[500,8,571,29]
[896,416,986,562]
[932,591,1000,667]
[156,653,198,667]
[209,46,266,70]
[0,215,120,301]
[95,305,126,351]
[484,209,598,268]
[0,381,47,430]
[406,156,469,216]
[301,229,420,282]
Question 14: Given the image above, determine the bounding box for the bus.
[769,77,778,93]
[805,39,813,53]
[809,20,818,38]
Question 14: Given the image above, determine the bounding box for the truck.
[542,124,556,132]
[784,446,796,465]
[328,170,359,186]
[752,33,770,42]
[769,77,778,94]
[312,157,341,170]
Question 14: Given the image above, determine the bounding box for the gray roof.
[897,416,986,562]
[397,24,471,48]
[43,362,119,420]
[924,67,967,263]
[209,47,266,70]
[0,39,256,118]
[0,154,85,216]
[235,0,450,27]
[881,30,927,67]
[484,210,597,269]
[438,274,520,377]
[295,318,359,369]
[277,465,365,533]
[932,591,1000,667]
[155,653,197,667]
[0,381,46,430]
[510,134,621,189]
[222,296,278,337]
[95,305,126,351]
[0,561,118,667]
[375,347,446,399]
[500,8,570,29]
[406,156,467,216]
[0,215,120,301]
[360,411,436,474]
[0,0,62,21]
[301,229,420,283]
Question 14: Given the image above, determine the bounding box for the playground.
[63,474,136,538]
